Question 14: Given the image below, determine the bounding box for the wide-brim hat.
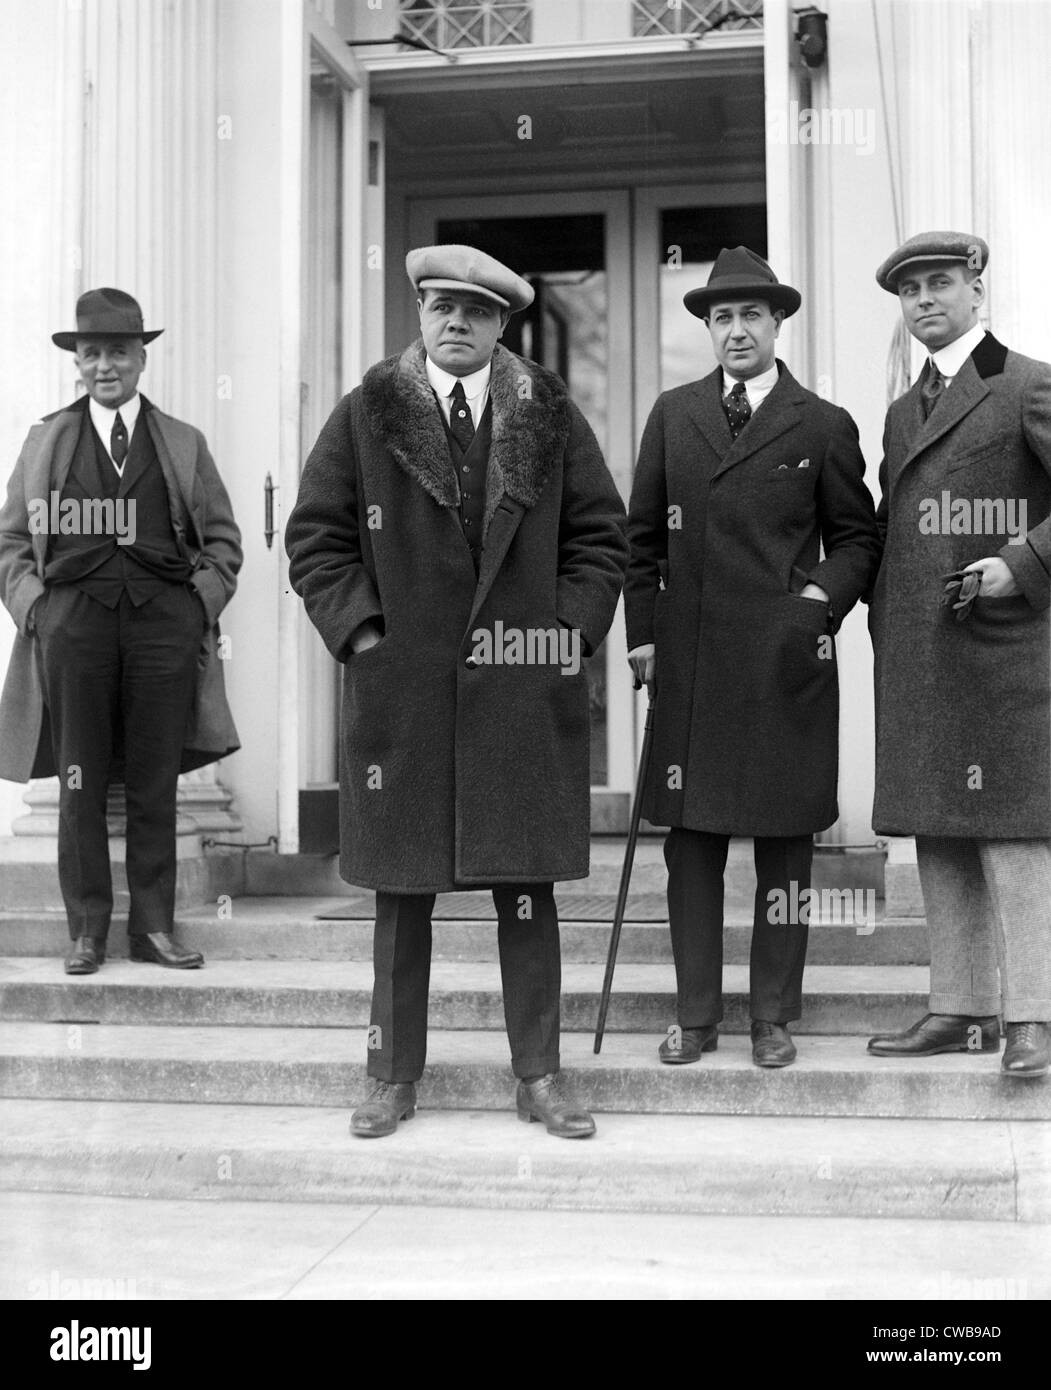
[52,287,163,350]
[406,244,534,313]
[876,231,989,292]
[683,246,801,319]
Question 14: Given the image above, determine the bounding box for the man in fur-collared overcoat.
[285,245,628,1139]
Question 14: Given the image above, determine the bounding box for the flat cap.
[406,244,534,312]
[876,231,989,292]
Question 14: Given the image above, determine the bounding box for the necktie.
[111,411,129,469]
[921,362,945,420]
[449,380,475,452]
[723,380,752,440]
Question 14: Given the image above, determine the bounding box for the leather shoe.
[128,932,204,969]
[1002,1022,1050,1079]
[658,1023,718,1064]
[64,936,105,975]
[350,1081,417,1137]
[516,1072,596,1138]
[751,1020,797,1068]
[867,1012,999,1057]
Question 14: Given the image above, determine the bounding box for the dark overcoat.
[870,334,1051,837]
[0,395,242,783]
[284,340,628,893]
[625,363,880,836]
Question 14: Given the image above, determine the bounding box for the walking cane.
[594,689,656,1053]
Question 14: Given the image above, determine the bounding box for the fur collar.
[361,340,571,534]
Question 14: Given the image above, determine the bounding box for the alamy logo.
[470,620,581,676]
[766,100,876,156]
[28,492,136,545]
[50,1320,151,1370]
[918,493,1027,544]
[767,882,876,935]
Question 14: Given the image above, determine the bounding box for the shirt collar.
[931,322,986,381]
[88,391,142,439]
[425,356,492,402]
[722,361,779,398]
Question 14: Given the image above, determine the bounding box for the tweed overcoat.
[0,395,242,783]
[284,340,628,893]
[870,334,1051,837]
[625,362,880,836]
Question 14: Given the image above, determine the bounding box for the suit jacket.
[625,361,880,835]
[870,333,1051,836]
[0,394,242,782]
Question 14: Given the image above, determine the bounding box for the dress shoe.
[1002,1022,1050,1079]
[658,1023,718,1064]
[751,1020,797,1068]
[516,1072,596,1138]
[64,936,105,975]
[350,1081,417,1137]
[867,1012,999,1057]
[128,932,204,969]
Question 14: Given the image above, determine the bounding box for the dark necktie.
[449,380,475,452]
[110,411,129,468]
[921,362,945,420]
[723,380,752,440]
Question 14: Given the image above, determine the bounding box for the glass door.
[408,192,636,810]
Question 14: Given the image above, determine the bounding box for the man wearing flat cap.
[0,288,241,974]
[286,244,627,1137]
[625,246,880,1069]
[867,232,1051,1078]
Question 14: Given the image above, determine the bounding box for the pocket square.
[797,458,811,468]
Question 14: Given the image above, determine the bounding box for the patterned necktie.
[110,411,129,468]
[723,380,752,440]
[449,380,475,451]
[921,362,945,420]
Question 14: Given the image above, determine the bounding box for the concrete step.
[0,1024,1047,1121]
[0,957,929,1035]
[0,900,931,964]
[0,1098,1044,1222]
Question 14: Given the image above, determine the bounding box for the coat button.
[464,654,480,669]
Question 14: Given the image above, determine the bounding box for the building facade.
[2,0,1049,879]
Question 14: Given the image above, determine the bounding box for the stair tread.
[0,1022,1003,1073]
[0,956,931,993]
[0,898,910,928]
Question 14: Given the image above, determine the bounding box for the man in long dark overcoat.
[867,232,1051,1078]
[285,245,627,1137]
[0,288,241,974]
[625,247,880,1068]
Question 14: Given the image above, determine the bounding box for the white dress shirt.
[930,322,986,387]
[425,357,492,428]
[88,393,142,475]
[722,361,779,412]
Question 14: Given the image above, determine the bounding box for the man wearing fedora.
[625,247,880,1068]
[867,233,1051,1078]
[286,245,627,1138]
[0,288,241,974]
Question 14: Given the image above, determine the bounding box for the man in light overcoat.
[867,232,1051,1078]
[625,246,880,1069]
[286,245,628,1137]
[0,288,241,974]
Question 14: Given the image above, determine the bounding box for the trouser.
[367,882,561,1082]
[917,835,1051,1022]
[35,583,202,941]
[665,828,814,1026]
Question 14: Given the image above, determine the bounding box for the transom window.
[400,1,533,49]
[631,0,763,38]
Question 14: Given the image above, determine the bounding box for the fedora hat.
[52,288,163,351]
[683,246,801,319]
